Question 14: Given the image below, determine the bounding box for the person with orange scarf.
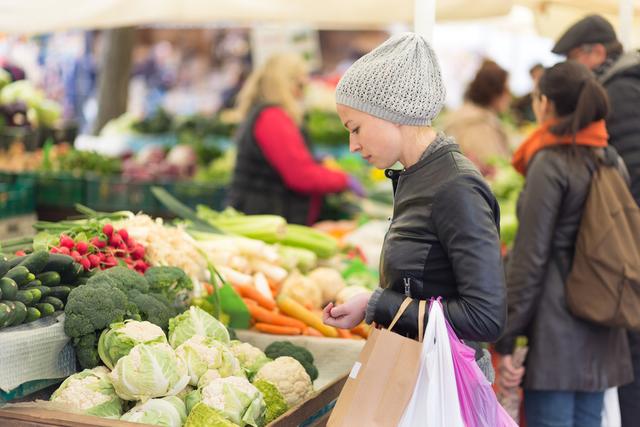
[494,61,633,427]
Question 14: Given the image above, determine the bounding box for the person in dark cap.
[554,14,640,426]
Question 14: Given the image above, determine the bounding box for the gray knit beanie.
[335,32,446,126]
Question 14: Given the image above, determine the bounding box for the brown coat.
[443,102,510,171]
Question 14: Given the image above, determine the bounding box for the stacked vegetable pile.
[0,250,91,330]
[185,211,373,340]
[48,307,317,427]
[63,265,192,369]
[0,80,62,130]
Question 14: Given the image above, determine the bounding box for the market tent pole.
[92,27,136,135]
[619,0,634,48]
[414,0,437,41]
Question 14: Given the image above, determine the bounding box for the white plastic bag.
[398,301,465,427]
[601,387,621,427]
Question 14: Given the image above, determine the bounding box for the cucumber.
[61,262,84,285]
[22,279,42,289]
[17,251,49,275]
[48,286,73,301]
[0,303,11,327]
[10,301,27,325]
[25,307,41,323]
[0,256,26,277]
[42,254,74,274]
[36,271,61,287]
[0,278,18,300]
[3,301,16,326]
[28,288,43,304]
[4,266,32,287]
[36,303,55,317]
[15,290,34,306]
[43,296,64,311]
[0,258,13,277]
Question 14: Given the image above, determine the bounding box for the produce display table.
[0,375,348,427]
[0,331,363,427]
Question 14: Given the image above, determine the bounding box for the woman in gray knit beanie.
[323,33,507,388]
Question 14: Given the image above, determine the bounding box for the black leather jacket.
[368,139,507,354]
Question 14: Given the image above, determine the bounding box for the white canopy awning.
[0,0,512,34]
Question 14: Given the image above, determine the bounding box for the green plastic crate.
[85,175,162,214]
[169,181,227,211]
[0,172,35,218]
[34,172,85,209]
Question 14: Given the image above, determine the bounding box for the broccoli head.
[73,332,100,369]
[87,266,149,296]
[128,290,177,331]
[144,266,192,302]
[264,341,318,381]
[64,282,128,338]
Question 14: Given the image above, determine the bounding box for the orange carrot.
[235,284,276,310]
[246,304,306,329]
[255,323,302,335]
[303,326,323,337]
[242,297,258,306]
[351,324,371,339]
[337,329,353,339]
[202,282,214,295]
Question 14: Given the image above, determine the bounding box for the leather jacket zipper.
[404,277,411,297]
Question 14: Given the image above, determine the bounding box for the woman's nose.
[349,137,361,153]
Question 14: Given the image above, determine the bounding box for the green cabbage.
[199,376,265,427]
[98,320,167,369]
[253,379,288,424]
[176,336,243,386]
[120,396,187,427]
[184,402,239,427]
[169,306,230,348]
[109,343,190,401]
[50,367,123,419]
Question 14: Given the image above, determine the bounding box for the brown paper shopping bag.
[328,298,427,427]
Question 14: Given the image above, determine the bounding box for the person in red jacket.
[227,54,364,225]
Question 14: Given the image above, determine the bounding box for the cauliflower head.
[308,267,346,305]
[254,356,312,407]
[175,335,243,386]
[279,272,322,309]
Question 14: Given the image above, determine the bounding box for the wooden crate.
[0,374,348,427]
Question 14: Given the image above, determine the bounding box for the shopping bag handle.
[388,298,427,342]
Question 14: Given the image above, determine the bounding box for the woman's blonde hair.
[233,53,308,124]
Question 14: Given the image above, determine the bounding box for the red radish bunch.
[49,223,150,273]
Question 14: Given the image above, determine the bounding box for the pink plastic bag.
[445,319,519,427]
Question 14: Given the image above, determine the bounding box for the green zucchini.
[14,290,34,306]
[48,286,73,301]
[36,272,61,287]
[22,279,42,289]
[17,251,49,275]
[25,307,41,323]
[28,288,43,304]
[36,303,55,317]
[42,296,64,311]
[41,254,74,274]
[10,301,27,325]
[3,301,16,326]
[0,278,18,300]
[4,266,33,287]
[0,303,11,327]
[61,262,84,285]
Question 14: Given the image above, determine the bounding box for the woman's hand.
[323,292,371,329]
[497,355,525,389]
